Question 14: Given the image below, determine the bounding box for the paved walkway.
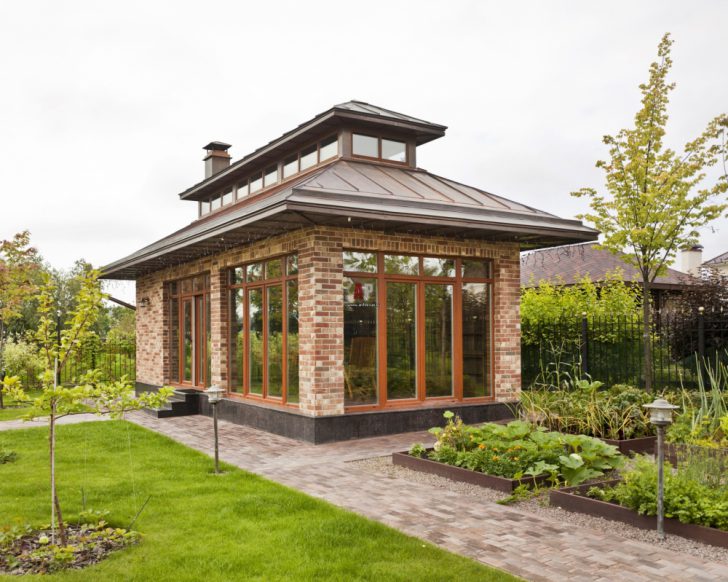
[0,413,111,431]
[109,413,728,580]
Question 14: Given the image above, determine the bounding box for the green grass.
[0,391,42,421]
[0,421,517,581]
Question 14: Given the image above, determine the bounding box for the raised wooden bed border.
[550,480,728,550]
[601,435,656,456]
[391,451,549,493]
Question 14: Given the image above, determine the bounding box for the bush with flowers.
[411,411,623,486]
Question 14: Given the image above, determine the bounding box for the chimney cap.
[684,244,704,252]
[203,141,232,152]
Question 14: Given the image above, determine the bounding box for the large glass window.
[300,144,317,171]
[263,165,278,188]
[462,283,491,398]
[344,251,493,408]
[228,254,298,404]
[425,284,453,397]
[319,135,338,161]
[344,277,378,405]
[386,282,417,400]
[167,274,210,388]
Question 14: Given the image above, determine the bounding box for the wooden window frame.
[167,273,211,389]
[350,133,409,166]
[227,253,298,406]
[343,251,495,412]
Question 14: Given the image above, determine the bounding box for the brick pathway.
[0,413,111,432]
[120,413,727,581]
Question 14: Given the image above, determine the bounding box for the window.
[283,154,298,179]
[236,180,248,199]
[228,254,298,404]
[319,135,338,161]
[343,252,493,408]
[199,200,211,217]
[263,165,278,188]
[382,139,406,162]
[352,134,378,158]
[249,173,263,194]
[352,134,408,164]
[300,144,317,171]
[210,195,221,211]
[167,274,211,388]
[221,189,233,206]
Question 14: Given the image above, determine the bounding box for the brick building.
[103,102,597,442]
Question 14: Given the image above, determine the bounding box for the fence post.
[698,306,705,359]
[581,312,589,376]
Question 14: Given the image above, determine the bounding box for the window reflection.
[248,289,263,395]
[343,251,377,273]
[425,285,453,397]
[382,139,406,162]
[462,283,491,397]
[287,281,299,403]
[352,134,378,158]
[384,254,418,275]
[344,277,378,405]
[386,282,417,400]
[267,286,283,398]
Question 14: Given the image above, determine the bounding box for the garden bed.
[392,451,550,493]
[550,480,728,550]
[601,435,655,455]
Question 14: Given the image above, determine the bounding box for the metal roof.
[521,242,695,290]
[102,159,597,280]
[178,101,447,202]
[703,250,728,266]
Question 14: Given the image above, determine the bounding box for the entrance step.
[142,389,200,418]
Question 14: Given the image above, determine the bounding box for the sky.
[1,1,726,303]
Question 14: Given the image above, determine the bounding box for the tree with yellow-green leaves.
[2,268,172,545]
[573,34,728,392]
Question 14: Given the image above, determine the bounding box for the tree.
[572,34,728,391]
[2,269,171,545]
[0,231,40,407]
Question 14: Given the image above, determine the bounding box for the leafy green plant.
[590,454,728,531]
[408,443,427,458]
[425,413,622,486]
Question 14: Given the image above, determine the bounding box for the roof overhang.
[102,194,597,280]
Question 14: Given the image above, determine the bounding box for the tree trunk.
[49,378,66,546]
[642,278,653,393]
[0,322,6,409]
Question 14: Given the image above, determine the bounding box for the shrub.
[0,450,17,464]
[1,339,44,382]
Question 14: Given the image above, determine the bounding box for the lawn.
[0,391,42,422]
[0,421,517,581]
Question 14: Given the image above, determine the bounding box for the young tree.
[0,231,40,407]
[572,34,728,391]
[2,269,171,545]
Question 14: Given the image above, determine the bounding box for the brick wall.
[134,226,521,414]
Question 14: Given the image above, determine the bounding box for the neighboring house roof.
[703,251,728,266]
[178,100,448,202]
[103,159,597,279]
[521,242,695,290]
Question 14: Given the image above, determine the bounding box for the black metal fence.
[11,341,136,390]
[522,312,728,390]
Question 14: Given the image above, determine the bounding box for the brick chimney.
[202,141,232,178]
[680,244,703,277]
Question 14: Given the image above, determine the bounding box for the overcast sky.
[1,1,726,302]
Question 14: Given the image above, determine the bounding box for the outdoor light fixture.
[643,398,679,540]
[139,297,150,308]
[205,385,225,474]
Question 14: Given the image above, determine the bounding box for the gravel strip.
[352,455,728,564]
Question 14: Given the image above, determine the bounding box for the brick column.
[210,265,228,387]
[297,229,345,416]
[136,274,165,386]
[493,245,521,402]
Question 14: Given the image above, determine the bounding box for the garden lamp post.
[643,398,679,540]
[205,385,225,474]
